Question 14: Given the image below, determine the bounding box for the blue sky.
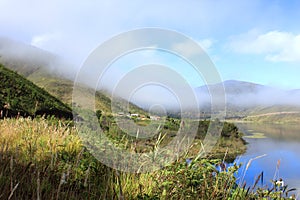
[1,0,300,89]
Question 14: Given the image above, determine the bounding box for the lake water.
[233,123,300,197]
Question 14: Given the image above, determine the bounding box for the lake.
[233,122,300,197]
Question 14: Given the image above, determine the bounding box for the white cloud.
[171,38,215,59]
[31,32,62,47]
[228,30,300,62]
[198,39,215,52]
[171,40,201,58]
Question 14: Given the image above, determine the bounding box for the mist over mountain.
[0,37,76,80]
[195,80,300,118]
[1,37,300,120]
[129,79,300,118]
[196,80,300,107]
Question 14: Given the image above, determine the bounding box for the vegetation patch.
[0,64,72,119]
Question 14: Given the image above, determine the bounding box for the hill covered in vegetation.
[0,63,72,119]
[0,52,147,117]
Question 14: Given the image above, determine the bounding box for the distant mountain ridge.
[196,80,282,96]
[195,80,300,120]
[196,80,266,95]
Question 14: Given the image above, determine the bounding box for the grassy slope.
[0,64,72,119]
[226,104,300,123]
[27,70,75,106]
[243,112,300,123]
[2,60,147,116]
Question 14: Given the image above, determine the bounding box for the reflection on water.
[234,123,300,197]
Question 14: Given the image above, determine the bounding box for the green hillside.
[0,63,72,119]
[28,74,147,116]
[2,62,147,116]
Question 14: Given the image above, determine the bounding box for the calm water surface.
[233,123,300,197]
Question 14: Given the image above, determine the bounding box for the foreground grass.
[0,118,296,199]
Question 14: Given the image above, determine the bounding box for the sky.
[1,0,300,92]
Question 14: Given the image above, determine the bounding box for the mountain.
[196,80,300,120]
[196,80,266,95]
[0,63,73,119]
[0,38,147,116]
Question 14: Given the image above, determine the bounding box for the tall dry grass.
[0,117,297,199]
[0,117,156,199]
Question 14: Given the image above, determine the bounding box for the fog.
[0,37,77,80]
[1,38,300,113]
[195,80,300,110]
